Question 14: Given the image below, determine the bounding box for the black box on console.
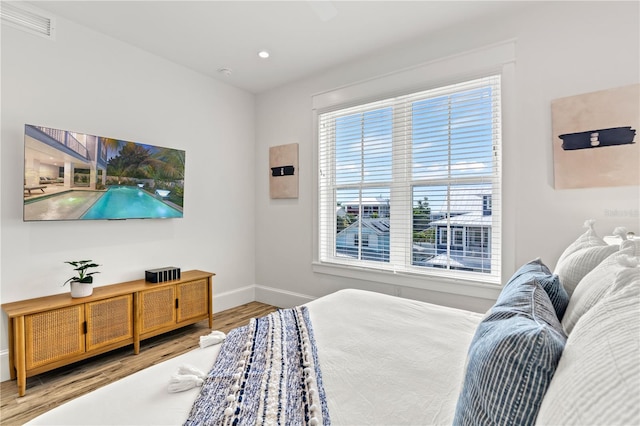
[145,267,181,283]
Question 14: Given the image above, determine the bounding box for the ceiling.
[27,1,529,94]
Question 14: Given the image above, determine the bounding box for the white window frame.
[439,228,449,246]
[312,41,516,299]
[452,228,464,247]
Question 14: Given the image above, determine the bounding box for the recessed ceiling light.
[258,50,270,59]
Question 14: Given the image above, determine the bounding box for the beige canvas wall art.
[551,84,639,189]
[269,143,299,199]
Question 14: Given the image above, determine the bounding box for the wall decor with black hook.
[559,126,636,150]
[271,165,295,176]
[269,143,299,199]
[551,84,639,189]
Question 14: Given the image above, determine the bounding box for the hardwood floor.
[0,301,278,426]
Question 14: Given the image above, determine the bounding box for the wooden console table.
[2,270,214,396]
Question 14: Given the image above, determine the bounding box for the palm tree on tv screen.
[152,148,185,180]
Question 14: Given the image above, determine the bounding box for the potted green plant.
[64,260,100,298]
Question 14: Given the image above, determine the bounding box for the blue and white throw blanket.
[184,306,330,426]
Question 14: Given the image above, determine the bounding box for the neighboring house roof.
[343,197,389,207]
[429,212,492,227]
[435,187,491,216]
[424,253,465,268]
[337,218,390,236]
[422,253,492,272]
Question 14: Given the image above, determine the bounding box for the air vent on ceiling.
[1,2,55,39]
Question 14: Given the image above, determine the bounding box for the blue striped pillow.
[503,258,569,320]
[454,278,567,426]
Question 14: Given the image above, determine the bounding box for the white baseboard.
[213,285,255,313]
[254,285,316,308]
[0,350,9,382]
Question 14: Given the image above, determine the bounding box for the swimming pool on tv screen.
[24,186,183,221]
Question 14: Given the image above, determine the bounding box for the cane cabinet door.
[25,305,85,370]
[176,279,209,323]
[85,294,134,351]
[139,286,176,334]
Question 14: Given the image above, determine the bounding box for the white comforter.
[28,289,482,425]
[308,289,483,425]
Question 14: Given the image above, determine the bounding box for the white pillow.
[562,240,638,334]
[536,266,640,426]
[554,244,618,297]
[556,219,606,266]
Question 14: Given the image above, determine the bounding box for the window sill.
[312,260,502,301]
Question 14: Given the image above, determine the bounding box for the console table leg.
[133,293,140,355]
[14,316,26,397]
[208,277,213,329]
[7,319,16,380]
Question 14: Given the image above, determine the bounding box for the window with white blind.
[318,75,502,283]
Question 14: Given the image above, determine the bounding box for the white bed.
[25,222,640,426]
[27,289,483,425]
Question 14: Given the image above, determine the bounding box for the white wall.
[254,2,640,311]
[1,14,256,378]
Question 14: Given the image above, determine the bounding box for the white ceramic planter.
[70,281,93,298]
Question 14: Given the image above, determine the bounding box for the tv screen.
[23,124,185,221]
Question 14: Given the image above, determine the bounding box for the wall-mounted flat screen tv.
[24,124,185,221]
